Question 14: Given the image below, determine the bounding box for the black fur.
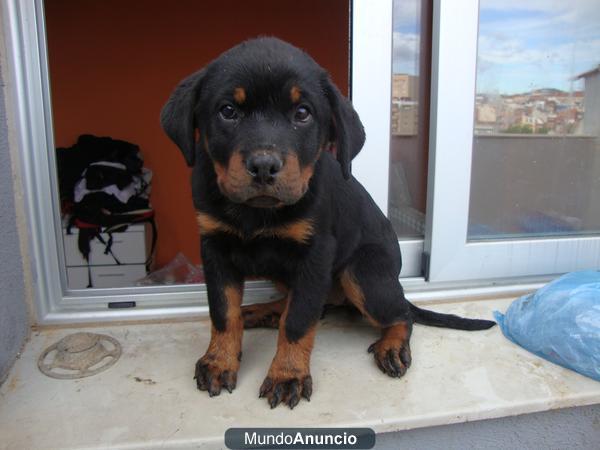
[161,37,495,404]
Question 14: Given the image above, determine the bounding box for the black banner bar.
[225,428,376,449]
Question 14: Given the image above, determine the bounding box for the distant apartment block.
[576,65,600,136]
[391,101,418,135]
[391,74,418,136]
[392,74,418,100]
[476,104,496,123]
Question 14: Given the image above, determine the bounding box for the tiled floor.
[1,298,599,449]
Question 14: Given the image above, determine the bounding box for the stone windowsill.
[1,297,599,449]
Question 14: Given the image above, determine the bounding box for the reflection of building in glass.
[391,74,418,136]
[392,74,418,100]
[474,88,586,136]
[474,102,498,135]
[576,65,600,136]
[391,101,418,135]
[471,64,600,238]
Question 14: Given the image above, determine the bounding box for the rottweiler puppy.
[161,37,495,409]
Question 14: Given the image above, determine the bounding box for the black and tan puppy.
[161,37,494,409]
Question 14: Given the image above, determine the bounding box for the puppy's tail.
[409,303,496,331]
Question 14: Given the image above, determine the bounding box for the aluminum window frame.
[351,0,424,277]
[425,0,600,282]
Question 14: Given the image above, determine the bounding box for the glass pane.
[469,0,600,240]
[388,0,431,239]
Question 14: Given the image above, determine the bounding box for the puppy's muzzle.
[246,151,283,185]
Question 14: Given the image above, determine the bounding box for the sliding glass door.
[5,0,599,323]
[425,0,600,281]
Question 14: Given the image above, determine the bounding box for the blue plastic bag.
[494,271,600,382]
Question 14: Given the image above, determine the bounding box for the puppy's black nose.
[246,153,283,184]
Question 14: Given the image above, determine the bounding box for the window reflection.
[469,0,600,239]
[388,0,430,239]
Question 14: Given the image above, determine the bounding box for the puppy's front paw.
[368,339,411,378]
[194,353,240,396]
[259,373,313,409]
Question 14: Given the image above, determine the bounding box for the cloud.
[390,0,600,91]
[475,37,596,93]
[477,0,600,92]
[481,0,566,11]
[392,0,420,31]
[391,0,422,74]
[480,0,600,39]
[392,31,420,74]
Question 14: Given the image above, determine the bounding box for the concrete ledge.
[1,298,599,449]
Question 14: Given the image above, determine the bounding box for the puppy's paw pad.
[194,357,238,396]
[368,340,411,378]
[259,375,312,409]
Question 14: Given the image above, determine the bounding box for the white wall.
[0,56,29,383]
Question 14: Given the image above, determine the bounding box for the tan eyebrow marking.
[233,87,246,104]
[290,86,301,103]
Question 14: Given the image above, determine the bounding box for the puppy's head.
[161,37,365,208]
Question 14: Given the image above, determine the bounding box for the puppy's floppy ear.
[323,77,366,179]
[160,69,206,167]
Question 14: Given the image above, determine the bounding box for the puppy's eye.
[293,105,311,123]
[219,104,239,121]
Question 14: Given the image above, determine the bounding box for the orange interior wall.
[45,0,349,268]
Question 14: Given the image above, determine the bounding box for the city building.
[575,65,600,136]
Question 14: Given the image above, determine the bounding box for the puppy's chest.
[197,211,314,279]
[229,238,306,280]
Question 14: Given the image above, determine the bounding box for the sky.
[392,0,421,76]
[392,0,600,95]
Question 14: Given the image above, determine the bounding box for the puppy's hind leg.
[339,244,413,378]
[242,282,287,329]
[242,298,287,329]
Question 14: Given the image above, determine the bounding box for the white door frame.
[350,0,392,215]
[351,0,424,278]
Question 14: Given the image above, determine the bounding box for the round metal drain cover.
[38,332,122,379]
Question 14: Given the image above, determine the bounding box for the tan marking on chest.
[254,219,315,244]
[197,212,313,243]
[196,212,241,237]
